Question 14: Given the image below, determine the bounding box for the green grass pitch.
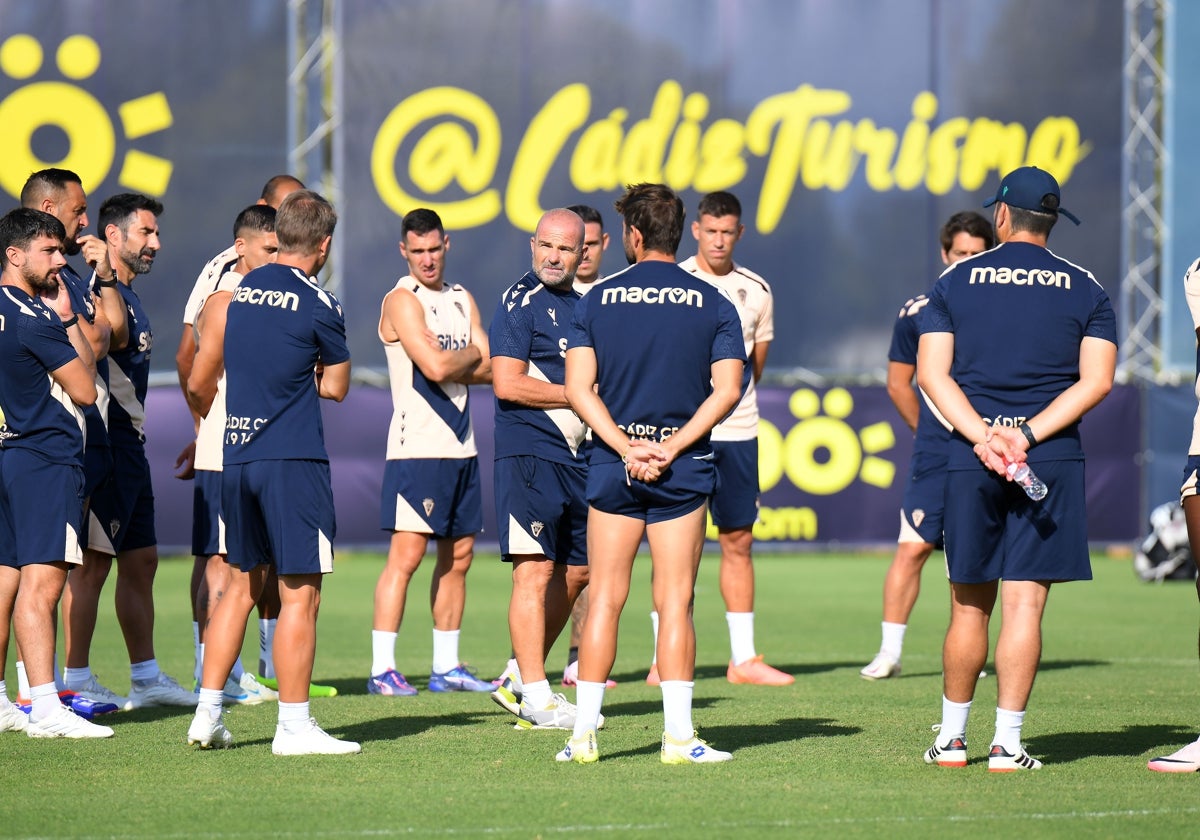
[2,550,1199,838]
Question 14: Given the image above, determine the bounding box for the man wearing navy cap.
[916,166,1116,771]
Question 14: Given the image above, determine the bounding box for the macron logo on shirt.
[600,286,703,307]
[233,285,300,311]
[968,266,1072,290]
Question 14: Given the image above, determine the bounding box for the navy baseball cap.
[982,166,1080,225]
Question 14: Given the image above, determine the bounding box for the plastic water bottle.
[1006,461,1048,501]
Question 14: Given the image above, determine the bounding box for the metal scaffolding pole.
[287,0,342,295]
[1120,0,1168,383]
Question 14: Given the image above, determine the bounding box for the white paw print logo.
[0,34,173,198]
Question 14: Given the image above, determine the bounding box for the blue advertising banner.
[339,0,1124,376]
[144,383,1141,552]
[1,1,1122,382]
[0,1,290,358]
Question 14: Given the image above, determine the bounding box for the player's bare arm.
[85,291,113,360]
[457,289,492,385]
[43,277,98,383]
[917,330,1017,474]
[173,324,201,479]
[80,233,128,350]
[49,357,97,408]
[492,355,568,409]
[386,288,482,383]
[45,279,98,406]
[186,291,232,418]
[886,360,920,432]
[316,358,351,402]
[655,357,744,468]
[751,339,770,384]
[564,345,663,474]
[1017,336,1116,444]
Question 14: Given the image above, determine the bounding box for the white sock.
[197,687,223,719]
[193,621,202,683]
[63,666,92,689]
[230,655,245,681]
[880,622,906,661]
[29,682,59,722]
[522,679,552,710]
[0,680,8,703]
[726,612,757,665]
[431,629,460,674]
[53,654,66,692]
[992,707,1026,753]
[130,659,160,684]
[661,680,695,741]
[371,630,397,676]
[504,657,522,691]
[15,661,30,699]
[650,611,660,665]
[259,618,277,678]
[572,680,606,738]
[278,700,310,734]
[938,695,972,742]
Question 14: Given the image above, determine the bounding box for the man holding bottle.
[916,167,1117,772]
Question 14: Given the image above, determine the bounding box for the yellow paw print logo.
[0,34,173,199]
[760,388,896,496]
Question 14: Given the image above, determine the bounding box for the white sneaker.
[860,653,901,680]
[515,693,605,730]
[27,705,114,739]
[0,700,29,732]
[661,730,732,764]
[187,709,233,749]
[67,675,130,711]
[272,718,360,755]
[1148,737,1200,773]
[988,744,1042,771]
[128,672,198,708]
[555,729,598,764]
[239,672,277,703]
[489,676,522,717]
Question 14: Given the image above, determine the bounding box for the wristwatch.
[1018,421,1037,447]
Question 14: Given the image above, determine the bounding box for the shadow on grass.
[1031,723,1198,763]
[1037,658,1108,673]
[600,715,860,760]
[866,658,1110,681]
[118,705,196,724]
[611,660,857,684]
[336,710,497,744]
[310,677,367,697]
[597,696,720,718]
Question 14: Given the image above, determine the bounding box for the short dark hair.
[98,193,163,236]
[233,204,277,239]
[20,168,83,208]
[939,211,995,252]
[614,183,685,256]
[401,208,444,240]
[696,191,742,221]
[566,204,604,231]
[0,207,66,268]
[259,174,305,208]
[1006,206,1057,238]
[275,190,336,253]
